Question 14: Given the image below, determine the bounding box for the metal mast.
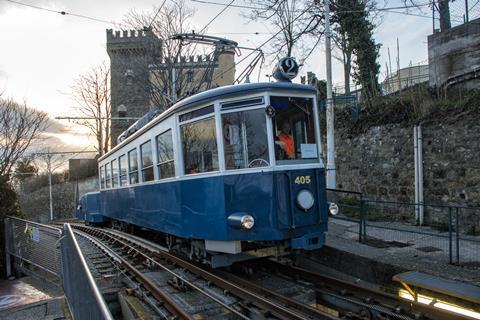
[325,0,336,188]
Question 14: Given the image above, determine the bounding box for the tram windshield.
[271,96,318,164]
[222,108,269,169]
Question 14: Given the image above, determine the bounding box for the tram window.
[128,149,139,184]
[119,154,127,186]
[179,105,214,122]
[105,163,111,188]
[156,130,175,179]
[140,141,154,182]
[111,159,119,187]
[181,117,218,174]
[222,108,269,169]
[270,96,318,164]
[100,166,105,189]
[221,97,264,110]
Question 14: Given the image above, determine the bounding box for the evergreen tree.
[332,0,380,100]
[0,175,21,219]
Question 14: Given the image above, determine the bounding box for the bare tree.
[0,97,48,178]
[71,63,111,156]
[244,0,321,63]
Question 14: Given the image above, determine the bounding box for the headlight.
[240,215,255,229]
[228,213,255,230]
[329,202,339,216]
[296,189,315,211]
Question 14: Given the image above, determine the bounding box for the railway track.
[69,224,473,320]
[71,224,337,319]
[232,259,473,320]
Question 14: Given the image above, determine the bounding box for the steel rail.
[213,269,339,320]
[259,259,474,320]
[74,225,337,320]
[74,226,250,320]
[71,227,194,320]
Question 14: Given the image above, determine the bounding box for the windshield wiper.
[289,98,310,116]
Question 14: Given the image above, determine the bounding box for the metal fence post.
[456,207,460,265]
[359,195,365,243]
[4,218,11,278]
[448,207,453,264]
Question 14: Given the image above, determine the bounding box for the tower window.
[118,104,127,118]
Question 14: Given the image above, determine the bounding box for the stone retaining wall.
[335,118,480,208]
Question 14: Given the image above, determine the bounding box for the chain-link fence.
[433,0,480,31]
[4,216,62,286]
[328,190,480,266]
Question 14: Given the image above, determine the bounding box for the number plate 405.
[294,176,311,184]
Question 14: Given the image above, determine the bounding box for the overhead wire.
[210,2,315,83]
[4,0,116,25]
[191,0,432,13]
[190,0,460,23]
[167,0,237,101]
[147,0,168,29]
[199,0,236,33]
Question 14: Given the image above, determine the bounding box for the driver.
[276,122,294,159]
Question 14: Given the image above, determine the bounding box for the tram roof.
[101,82,316,161]
[168,81,316,115]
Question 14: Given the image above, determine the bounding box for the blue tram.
[78,70,337,267]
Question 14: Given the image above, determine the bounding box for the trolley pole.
[325,0,336,188]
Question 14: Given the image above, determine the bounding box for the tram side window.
[99,166,105,189]
[119,154,127,186]
[140,141,154,182]
[105,163,111,188]
[128,149,139,184]
[270,96,318,164]
[181,117,218,174]
[222,108,269,169]
[112,159,119,187]
[156,130,175,179]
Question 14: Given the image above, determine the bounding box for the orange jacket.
[278,132,294,158]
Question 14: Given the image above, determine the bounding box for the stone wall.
[335,117,480,208]
[428,18,480,89]
[18,176,99,223]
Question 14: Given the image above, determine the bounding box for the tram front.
[267,94,329,250]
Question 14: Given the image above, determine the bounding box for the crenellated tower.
[106,29,162,147]
[107,30,236,147]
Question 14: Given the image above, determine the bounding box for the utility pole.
[325,0,336,189]
[46,153,53,221]
[30,150,96,221]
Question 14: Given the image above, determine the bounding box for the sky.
[0,0,434,161]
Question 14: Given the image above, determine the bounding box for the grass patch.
[334,85,480,133]
[337,196,360,218]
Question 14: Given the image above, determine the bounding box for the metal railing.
[60,223,113,320]
[327,190,480,266]
[4,216,62,284]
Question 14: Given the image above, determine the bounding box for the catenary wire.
[191,0,432,12]
[148,0,168,29]
[199,0,236,33]
[4,0,116,25]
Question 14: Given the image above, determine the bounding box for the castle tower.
[212,45,236,88]
[106,29,162,147]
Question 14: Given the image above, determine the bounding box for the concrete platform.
[304,220,480,288]
[0,277,68,319]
